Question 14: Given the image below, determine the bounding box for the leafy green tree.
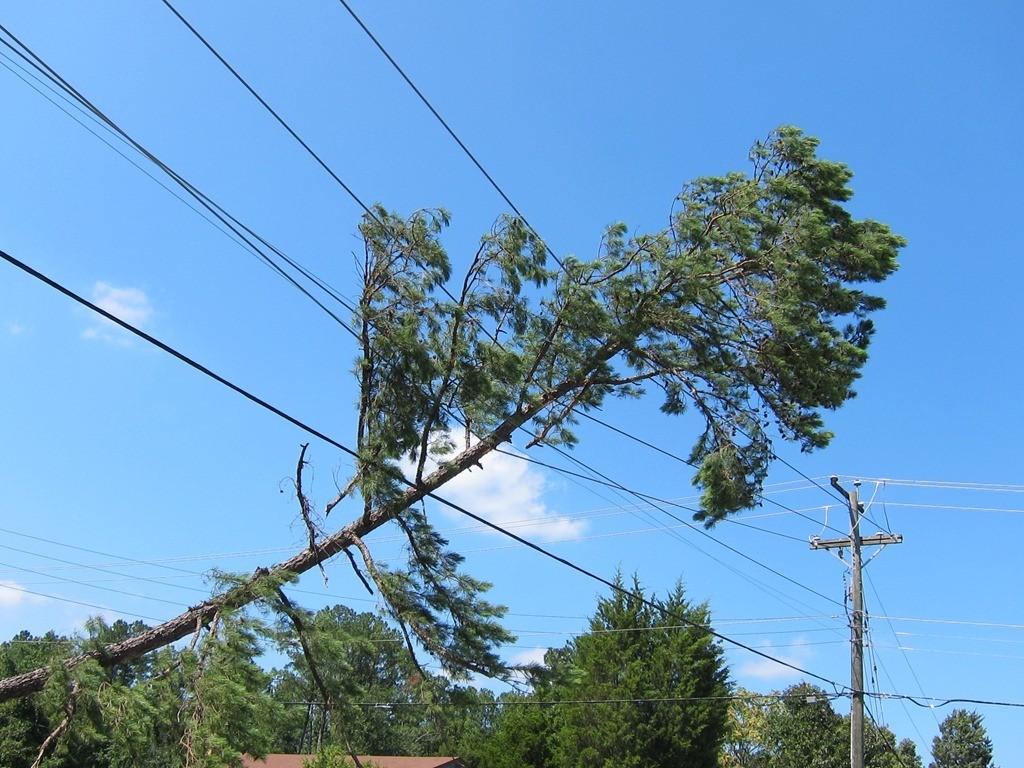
[268,604,421,756]
[760,684,846,768]
[719,684,923,768]
[865,721,923,768]
[929,709,995,768]
[1,614,281,768]
[719,689,771,767]
[481,576,730,768]
[268,604,501,760]
[470,692,554,768]
[0,128,904,762]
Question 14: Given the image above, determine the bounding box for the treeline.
[0,579,992,767]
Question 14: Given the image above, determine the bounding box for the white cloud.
[406,434,586,541]
[0,580,48,609]
[736,637,813,682]
[8,323,25,336]
[510,646,549,668]
[82,282,153,343]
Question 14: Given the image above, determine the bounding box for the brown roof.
[242,755,466,768]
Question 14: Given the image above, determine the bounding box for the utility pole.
[810,477,902,768]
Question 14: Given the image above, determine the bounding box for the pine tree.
[482,575,730,768]
[930,709,995,768]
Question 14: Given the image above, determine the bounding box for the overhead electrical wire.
[283,688,1024,712]
[0,525,291,574]
[509,623,843,639]
[865,571,939,728]
[858,478,1024,493]
[862,706,917,768]
[0,542,209,599]
[155,0,491,325]
[290,690,847,709]
[530,439,844,608]
[158,0,374,218]
[577,406,851,537]
[881,645,1024,662]
[0,553,189,611]
[868,691,1024,710]
[329,0,566,270]
[158,0,903,554]
[0,48,254,258]
[863,594,916,746]
[485,448,839,600]
[5,517,856,636]
[891,631,1024,647]
[482,447,851,644]
[861,581,936,738]
[0,581,165,624]
[875,501,1024,515]
[856,479,896,536]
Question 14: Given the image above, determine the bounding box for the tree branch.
[294,443,328,586]
[30,680,80,768]
[274,587,333,746]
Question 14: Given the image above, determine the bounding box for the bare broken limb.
[30,680,81,768]
[294,443,329,586]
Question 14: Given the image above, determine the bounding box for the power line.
[878,645,1024,662]
[509,623,843,639]
[0,557,187,609]
[0,525,283,574]
[874,502,1024,515]
[868,616,1024,631]
[857,478,1024,494]
[0,48,253,257]
[156,0,493,329]
[860,586,933,746]
[0,557,188,610]
[865,571,940,729]
[159,0,374,218]
[0,581,165,623]
[0,22,930,683]
[862,706,917,768]
[868,691,1024,711]
[418,412,847,622]
[349,691,845,709]
[574,407,851,539]
[332,0,564,271]
[525,440,844,608]
[1,524,847,632]
[4,11,908,556]
[286,688,1024,711]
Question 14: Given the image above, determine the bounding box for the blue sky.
[1,0,1022,761]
